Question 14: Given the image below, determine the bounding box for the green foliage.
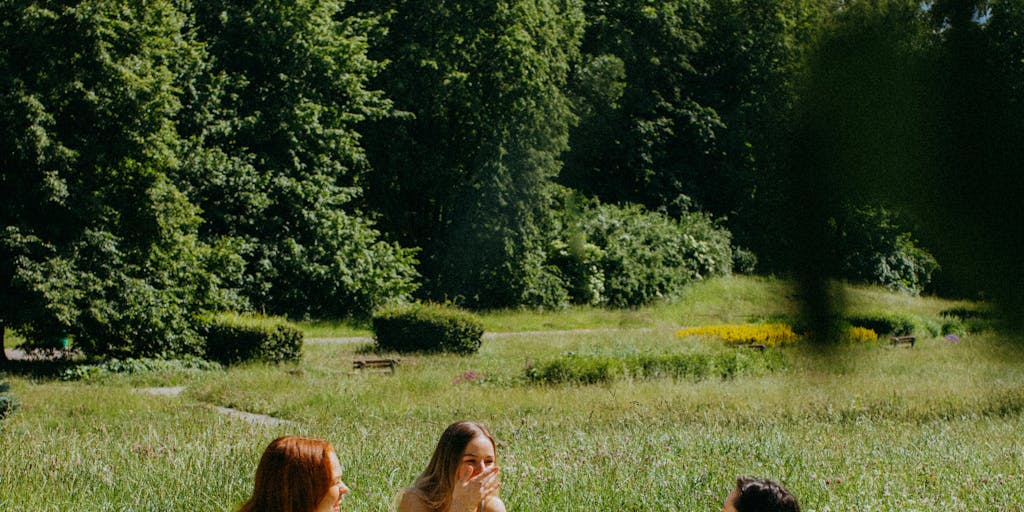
[845,312,916,336]
[0,374,14,422]
[561,0,718,212]
[552,200,733,307]
[789,0,1024,324]
[358,0,585,309]
[59,356,222,382]
[832,207,939,295]
[178,0,419,318]
[940,306,997,334]
[372,303,484,355]
[562,0,830,263]
[525,348,784,385]
[201,313,303,365]
[731,247,758,274]
[0,0,238,359]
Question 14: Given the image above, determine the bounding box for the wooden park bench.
[890,335,916,348]
[352,358,400,373]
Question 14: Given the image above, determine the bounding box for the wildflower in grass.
[675,324,799,347]
[452,371,483,384]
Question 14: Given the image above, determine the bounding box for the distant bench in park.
[890,335,916,348]
[352,358,400,373]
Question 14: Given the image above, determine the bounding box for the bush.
[732,247,758,274]
[940,306,997,333]
[201,313,303,365]
[676,324,799,348]
[0,374,15,422]
[846,326,879,343]
[845,313,916,336]
[372,303,484,355]
[60,356,222,382]
[551,200,733,307]
[525,349,785,385]
[833,207,939,295]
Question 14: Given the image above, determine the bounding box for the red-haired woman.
[236,436,350,512]
[397,421,506,512]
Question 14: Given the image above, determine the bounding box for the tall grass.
[2,278,1023,511]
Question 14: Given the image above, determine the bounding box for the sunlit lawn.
[2,277,1022,511]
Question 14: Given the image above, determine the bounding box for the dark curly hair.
[733,476,800,512]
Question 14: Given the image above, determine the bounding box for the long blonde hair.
[413,421,496,511]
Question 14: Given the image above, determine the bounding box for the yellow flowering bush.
[675,323,799,347]
[676,323,881,346]
[847,326,879,343]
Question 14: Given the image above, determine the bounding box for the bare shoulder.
[397,487,431,512]
[485,496,507,512]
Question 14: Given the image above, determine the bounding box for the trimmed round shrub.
[372,303,484,355]
[201,313,303,365]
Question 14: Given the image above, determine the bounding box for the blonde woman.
[398,421,506,512]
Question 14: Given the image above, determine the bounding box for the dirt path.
[137,386,294,427]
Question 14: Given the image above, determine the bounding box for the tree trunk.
[0,321,8,363]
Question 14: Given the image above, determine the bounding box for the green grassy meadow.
[3,276,1024,511]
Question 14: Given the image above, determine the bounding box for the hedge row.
[525,349,785,385]
[844,313,916,336]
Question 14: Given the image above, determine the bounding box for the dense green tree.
[360,0,585,308]
[561,0,714,214]
[561,0,828,231]
[0,0,239,357]
[179,0,419,317]
[788,0,1024,330]
[920,0,1024,318]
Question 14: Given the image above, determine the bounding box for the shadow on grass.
[1,350,90,380]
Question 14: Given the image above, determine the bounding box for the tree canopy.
[4,0,1023,357]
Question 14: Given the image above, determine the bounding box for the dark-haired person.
[236,436,350,512]
[722,476,800,512]
[398,421,506,512]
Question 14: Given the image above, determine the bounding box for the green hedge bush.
[845,312,916,336]
[201,313,303,365]
[372,303,484,355]
[940,307,997,333]
[525,349,784,385]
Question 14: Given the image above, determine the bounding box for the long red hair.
[236,436,335,512]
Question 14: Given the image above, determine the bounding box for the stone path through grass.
[137,386,295,427]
